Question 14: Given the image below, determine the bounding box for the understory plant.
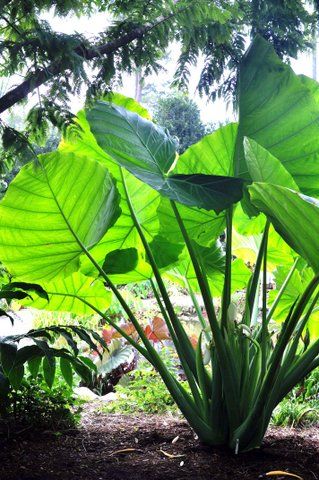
[1,36,319,451]
[0,283,107,404]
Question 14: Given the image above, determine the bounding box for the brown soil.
[0,407,318,480]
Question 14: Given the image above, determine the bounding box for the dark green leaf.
[28,356,42,379]
[8,364,24,390]
[102,248,139,274]
[0,342,17,375]
[149,235,184,269]
[162,174,245,212]
[43,356,56,388]
[6,282,49,301]
[60,357,73,387]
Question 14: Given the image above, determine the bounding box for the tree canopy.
[0,0,317,164]
[153,93,206,153]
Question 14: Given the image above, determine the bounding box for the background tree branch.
[0,9,179,115]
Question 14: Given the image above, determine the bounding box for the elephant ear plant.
[1,36,319,452]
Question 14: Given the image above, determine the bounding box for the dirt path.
[0,408,318,480]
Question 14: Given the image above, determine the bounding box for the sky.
[37,9,319,126]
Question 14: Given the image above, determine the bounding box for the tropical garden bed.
[0,410,318,480]
[2,4,319,477]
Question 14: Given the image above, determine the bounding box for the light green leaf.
[233,202,265,236]
[158,198,225,247]
[21,273,112,315]
[87,102,245,212]
[269,266,313,321]
[62,108,161,282]
[243,137,299,190]
[0,151,120,282]
[249,183,319,272]
[238,36,319,196]
[232,226,294,271]
[175,123,238,177]
[87,101,177,185]
[101,92,152,120]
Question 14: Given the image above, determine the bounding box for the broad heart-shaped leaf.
[243,138,299,190]
[232,226,294,272]
[160,174,245,213]
[87,101,177,186]
[158,198,225,247]
[268,265,313,322]
[21,273,112,315]
[0,151,120,282]
[87,101,245,212]
[237,35,319,196]
[62,108,161,282]
[175,123,238,177]
[249,183,319,272]
[164,241,250,297]
[65,100,226,281]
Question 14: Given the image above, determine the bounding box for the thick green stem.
[261,223,269,377]
[221,207,233,331]
[231,273,319,449]
[186,279,211,342]
[246,221,269,318]
[170,200,241,430]
[121,171,197,375]
[266,258,299,323]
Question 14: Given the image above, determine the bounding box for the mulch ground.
[0,406,318,480]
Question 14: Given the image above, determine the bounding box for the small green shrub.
[272,399,319,427]
[5,375,82,431]
[101,364,180,415]
[272,368,319,427]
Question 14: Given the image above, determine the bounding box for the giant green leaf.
[249,183,319,272]
[232,226,294,271]
[87,101,177,186]
[21,272,112,315]
[175,123,238,177]
[61,101,162,282]
[268,265,313,321]
[87,101,245,212]
[165,241,250,297]
[65,98,228,281]
[237,35,319,196]
[158,198,225,246]
[0,151,120,282]
[243,138,299,190]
